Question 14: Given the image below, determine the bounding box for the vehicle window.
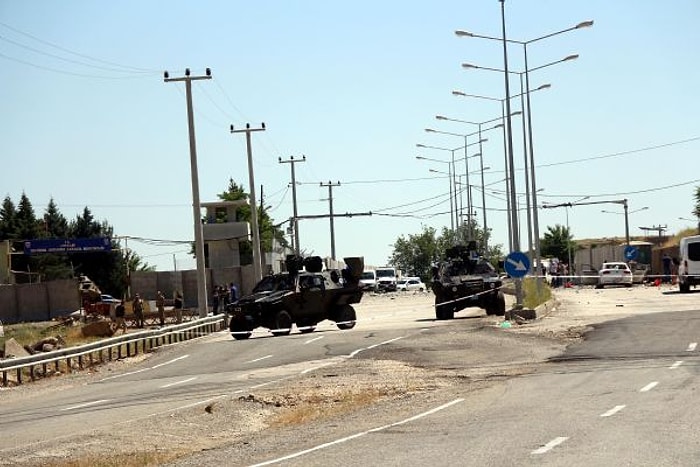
[688,242,700,261]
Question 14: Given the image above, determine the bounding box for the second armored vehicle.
[227,255,364,339]
[431,242,506,320]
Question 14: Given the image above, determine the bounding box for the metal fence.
[0,315,225,387]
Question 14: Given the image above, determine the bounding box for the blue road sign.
[505,251,530,278]
[24,237,112,255]
[624,245,638,261]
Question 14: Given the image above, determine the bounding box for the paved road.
[2,285,699,466]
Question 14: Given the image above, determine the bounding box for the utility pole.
[279,155,306,254]
[164,68,211,318]
[231,123,266,283]
[639,224,667,239]
[320,181,341,260]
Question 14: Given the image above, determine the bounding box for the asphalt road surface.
[1,284,698,466]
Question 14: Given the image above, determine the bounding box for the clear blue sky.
[2,1,698,271]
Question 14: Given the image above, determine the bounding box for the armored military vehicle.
[227,255,364,340]
[431,241,506,320]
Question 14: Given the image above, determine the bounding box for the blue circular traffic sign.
[624,245,638,261]
[504,251,530,278]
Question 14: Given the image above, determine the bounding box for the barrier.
[0,315,225,387]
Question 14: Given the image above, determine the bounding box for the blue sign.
[24,237,112,255]
[624,245,638,261]
[504,251,530,278]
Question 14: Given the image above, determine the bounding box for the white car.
[396,277,425,292]
[596,262,633,289]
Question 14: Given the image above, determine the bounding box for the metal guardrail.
[0,315,226,387]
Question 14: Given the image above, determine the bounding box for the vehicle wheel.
[336,305,357,330]
[230,319,252,340]
[271,310,292,336]
[435,297,454,320]
[485,292,506,316]
[297,318,317,333]
[679,281,690,293]
[595,284,603,289]
[419,287,424,292]
[625,283,633,288]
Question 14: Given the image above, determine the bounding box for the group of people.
[547,259,571,288]
[211,282,239,314]
[112,290,185,333]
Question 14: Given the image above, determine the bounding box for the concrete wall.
[0,279,80,324]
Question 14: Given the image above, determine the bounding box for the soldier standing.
[156,290,166,326]
[132,293,144,328]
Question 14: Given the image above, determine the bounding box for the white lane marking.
[348,348,365,358]
[161,377,197,388]
[250,381,273,389]
[301,362,335,374]
[531,436,569,455]
[686,342,697,352]
[600,405,626,417]
[640,382,658,392]
[367,336,404,349]
[245,355,273,364]
[98,367,149,382]
[670,361,684,369]
[250,398,464,467]
[304,336,324,345]
[152,355,189,369]
[61,399,111,411]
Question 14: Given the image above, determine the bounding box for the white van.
[678,235,700,293]
[359,270,377,292]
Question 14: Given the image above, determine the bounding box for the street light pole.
[320,181,341,260]
[279,155,306,254]
[164,68,211,318]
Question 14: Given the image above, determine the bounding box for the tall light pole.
[417,144,460,231]
[164,68,211,318]
[424,129,487,239]
[463,57,571,263]
[231,123,266,283]
[457,17,593,289]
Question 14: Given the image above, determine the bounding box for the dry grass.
[43,451,184,467]
[523,276,552,309]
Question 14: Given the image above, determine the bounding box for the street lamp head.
[511,110,523,117]
[461,63,479,69]
[563,54,580,62]
[537,84,552,90]
[416,144,426,148]
[494,123,504,129]
[435,115,448,120]
[452,90,466,96]
[575,20,594,29]
[425,128,437,133]
[454,30,474,37]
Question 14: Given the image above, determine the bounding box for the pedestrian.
[212,286,220,314]
[174,291,183,323]
[156,290,166,326]
[114,299,127,334]
[132,293,144,328]
[229,282,239,303]
[662,253,672,284]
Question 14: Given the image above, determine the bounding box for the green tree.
[0,195,18,240]
[693,186,700,219]
[540,224,575,263]
[43,198,69,238]
[16,192,39,241]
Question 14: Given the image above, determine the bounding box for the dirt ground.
[4,285,676,466]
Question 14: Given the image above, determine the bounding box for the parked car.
[100,294,121,304]
[396,277,425,292]
[596,262,633,288]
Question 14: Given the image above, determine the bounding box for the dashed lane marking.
[61,399,111,411]
[244,355,273,364]
[670,361,684,369]
[161,377,197,389]
[686,342,697,352]
[600,405,626,417]
[304,336,324,345]
[151,355,189,369]
[640,382,658,392]
[531,437,569,455]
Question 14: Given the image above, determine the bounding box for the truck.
[226,255,364,339]
[359,269,378,292]
[431,241,505,320]
[375,266,399,292]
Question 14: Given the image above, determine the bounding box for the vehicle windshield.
[376,269,395,278]
[252,274,294,293]
[361,272,375,280]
